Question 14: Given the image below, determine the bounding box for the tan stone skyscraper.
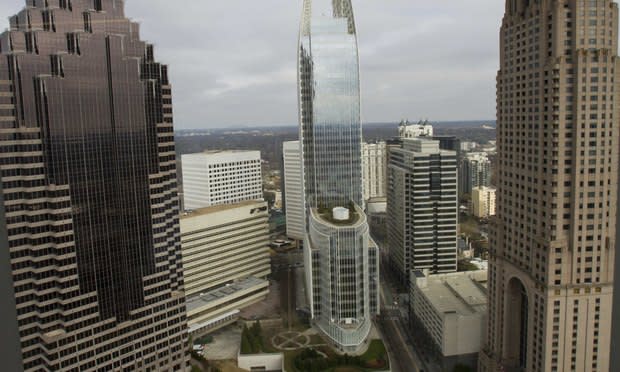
[480,1,619,371]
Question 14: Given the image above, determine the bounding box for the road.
[378,290,425,372]
[376,249,428,372]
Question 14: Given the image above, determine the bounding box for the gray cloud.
[1,0,505,128]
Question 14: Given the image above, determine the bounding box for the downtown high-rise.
[298,0,379,352]
[481,1,618,371]
[387,138,458,282]
[0,1,187,370]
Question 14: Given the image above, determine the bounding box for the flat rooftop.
[185,276,268,313]
[181,200,266,219]
[415,271,487,317]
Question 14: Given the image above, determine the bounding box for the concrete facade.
[481,1,619,372]
[410,270,488,371]
[182,151,263,210]
[283,141,306,241]
[180,201,271,336]
[362,141,388,200]
[472,186,497,218]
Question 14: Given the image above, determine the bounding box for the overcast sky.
[1,0,504,129]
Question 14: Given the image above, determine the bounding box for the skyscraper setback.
[298,0,379,352]
[481,1,618,371]
[0,1,187,370]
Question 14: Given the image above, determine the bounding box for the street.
[376,248,431,372]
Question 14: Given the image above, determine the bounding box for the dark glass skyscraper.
[0,1,187,370]
[298,0,379,352]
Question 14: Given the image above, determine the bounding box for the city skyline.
[0,0,504,129]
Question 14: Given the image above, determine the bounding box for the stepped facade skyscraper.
[298,0,379,352]
[481,1,618,371]
[0,1,187,370]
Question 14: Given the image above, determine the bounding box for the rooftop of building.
[181,200,266,219]
[182,150,261,159]
[412,270,488,317]
[185,276,268,313]
[314,205,361,227]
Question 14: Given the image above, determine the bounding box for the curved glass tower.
[298,0,379,352]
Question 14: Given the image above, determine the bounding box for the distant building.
[181,200,271,337]
[460,141,477,152]
[459,152,491,196]
[433,135,461,153]
[398,119,434,138]
[362,141,388,200]
[182,150,263,210]
[282,141,305,241]
[471,186,496,218]
[387,138,459,284]
[410,270,487,372]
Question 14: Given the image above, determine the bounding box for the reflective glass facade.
[0,1,187,370]
[298,0,378,352]
[299,0,363,209]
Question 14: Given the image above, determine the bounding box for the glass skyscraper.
[0,1,187,370]
[298,0,379,352]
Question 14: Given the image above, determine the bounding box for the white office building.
[283,141,306,241]
[362,142,387,200]
[398,119,434,139]
[182,151,263,210]
[387,138,458,283]
[410,269,487,371]
[181,200,271,336]
[471,186,496,218]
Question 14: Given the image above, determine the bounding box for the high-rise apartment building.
[298,0,379,352]
[362,141,388,200]
[459,152,491,195]
[472,186,497,218]
[182,150,263,210]
[181,201,271,337]
[283,141,305,240]
[0,1,187,370]
[387,138,459,283]
[481,1,619,371]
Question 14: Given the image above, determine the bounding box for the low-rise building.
[471,186,496,218]
[181,200,271,337]
[409,270,487,371]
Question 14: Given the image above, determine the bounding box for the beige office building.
[481,1,618,372]
[181,201,271,336]
[362,141,388,200]
[410,270,488,371]
[472,186,497,218]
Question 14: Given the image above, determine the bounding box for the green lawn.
[360,340,388,365]
[288,340,389,372]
